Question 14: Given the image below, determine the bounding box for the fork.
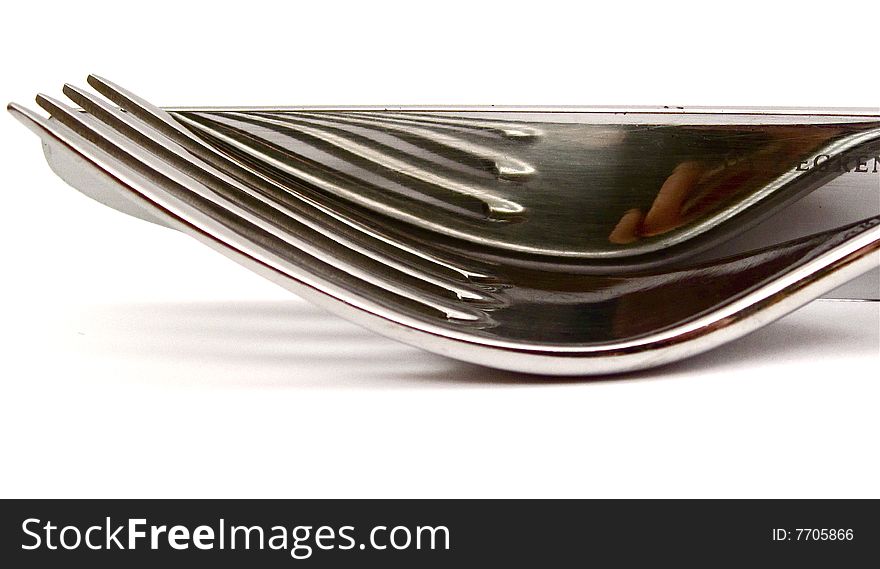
[8,76,880,375]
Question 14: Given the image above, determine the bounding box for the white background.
[1,1,877,498]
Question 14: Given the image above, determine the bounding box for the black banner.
[1,500,876,566]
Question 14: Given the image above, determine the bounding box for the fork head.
[8,77,880,374]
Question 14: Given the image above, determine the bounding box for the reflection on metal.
[176,110,529,221]
[8,75,880,375]
[171,106,880,267]
[262,111,537,179]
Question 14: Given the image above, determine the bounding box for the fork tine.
[10,91,880,374]
[12,101,459,323]
[87,75,200,145]
[62,84,497,304]
[34,94,491,323]
[173,110,505,223]
[216,110,526,219]
[8,103,43,134]
[83,77,499,285]
[89,74,496,222]
[269,110,535,180]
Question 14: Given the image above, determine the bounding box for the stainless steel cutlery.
[9,77,879,374]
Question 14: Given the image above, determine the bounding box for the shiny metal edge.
[13,103,879,375]
[29,107,880,301]
[161,105,880,117]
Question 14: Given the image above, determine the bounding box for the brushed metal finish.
[7,76,879,375]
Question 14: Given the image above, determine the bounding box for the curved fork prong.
[60,84,497,303]
[8,82,880,375]
[81,77,498,284]
[33,94,490,322]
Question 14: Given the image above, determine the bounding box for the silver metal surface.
[8,76,879,375]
